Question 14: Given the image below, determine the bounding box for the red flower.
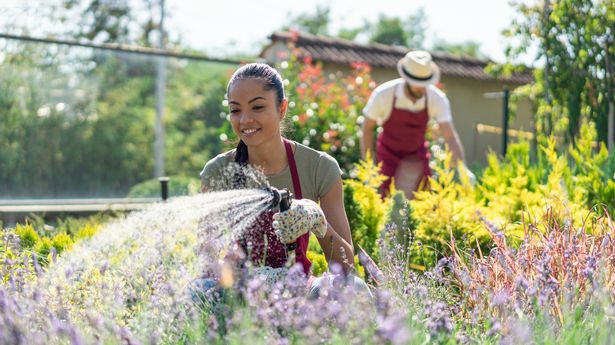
[351,61,371,73]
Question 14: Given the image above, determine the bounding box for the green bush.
[343,183,368,254]
[127,175,200,198]
[383,190,418,255]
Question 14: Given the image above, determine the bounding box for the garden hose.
[266,187,298,252]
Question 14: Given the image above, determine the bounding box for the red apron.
[377,91,432,196]
[240,138,312,275]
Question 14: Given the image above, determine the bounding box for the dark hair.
[227,63,285,107]
[228,63,286,187]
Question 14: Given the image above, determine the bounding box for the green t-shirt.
[200,141,342,201]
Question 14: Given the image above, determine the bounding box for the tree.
[63,0,165,46]
[505,0,614,144]
[368,15,408,46]
[337,26,364,41]
[0,1,233,197]
[432,39,483,59]
[403,8,428,49]
[367,9,426,48]
[284,5,331,36]
[367,9,427,48]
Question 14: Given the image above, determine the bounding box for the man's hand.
[272,199,328,244]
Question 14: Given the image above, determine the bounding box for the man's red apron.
[240,138,311,275]
[377,91,432,196]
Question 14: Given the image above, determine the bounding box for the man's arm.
[361,117,378,161]
[438,121,466,167]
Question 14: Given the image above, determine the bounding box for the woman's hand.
[272,199,327,243]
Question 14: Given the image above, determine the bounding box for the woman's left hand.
[272,199,328,243]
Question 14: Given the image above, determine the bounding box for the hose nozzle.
[267,187,293,212]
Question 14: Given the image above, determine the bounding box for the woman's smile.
[241,127,261,137]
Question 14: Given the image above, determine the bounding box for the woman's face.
[227,79,287,148]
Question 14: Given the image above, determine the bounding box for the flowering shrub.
[278,50,375,174]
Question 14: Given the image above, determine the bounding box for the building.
[260,31,535,166]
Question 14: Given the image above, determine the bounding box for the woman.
[199,63,368,298]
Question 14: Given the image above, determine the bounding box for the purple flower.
[424,302,453,337]
[377,313,411,344]
[490,290,510,307]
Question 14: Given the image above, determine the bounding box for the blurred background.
[0,0,612,201]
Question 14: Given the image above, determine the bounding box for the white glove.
[457,164,477,186]
[272,199,328,243]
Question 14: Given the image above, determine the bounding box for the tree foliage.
[0,1,232,197]
[367,10,427,48]
[283,5,331,36]
[282,6,475,55]
[431,39,483,58]
[65,0,169,47]
[0,43,231,198]
[504,0,614,143]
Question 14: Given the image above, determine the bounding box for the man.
[361,50,475,198]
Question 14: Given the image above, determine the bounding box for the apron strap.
[283,138,302,252]
[283,138,302,199]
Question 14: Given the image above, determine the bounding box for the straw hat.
[397,50,440,87]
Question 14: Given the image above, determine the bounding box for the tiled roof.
[262,31,533,84]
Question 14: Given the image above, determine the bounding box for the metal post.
[154,0,166,178]
[502,87,510,157]
[609,102,614,151]
[543,0,552,136]
[159,176,170,201]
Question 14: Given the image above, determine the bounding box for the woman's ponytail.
[232,140,249,188]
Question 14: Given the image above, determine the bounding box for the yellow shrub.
[412,157,491,267]
[344,154,389,259]
[33,237,53,264]
[74,222,100,240]
[51,233,73,254]
[15,223,39,249]
[307,250,328,276]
